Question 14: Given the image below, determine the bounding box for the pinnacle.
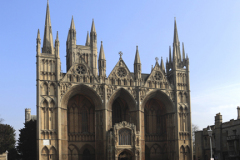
[134,45,141,64]
[99,41,105,60]
[37,29,40,39]
[85,31,90,46]
[70,16,76,30]
[173,18,179,44]
[91,19,96,33]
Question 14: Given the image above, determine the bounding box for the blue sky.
[1,1,240,139]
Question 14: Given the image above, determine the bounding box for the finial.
[155,57,159,62]
[136,45,138,50]
[119,51,123,59]
[101,41,103,44]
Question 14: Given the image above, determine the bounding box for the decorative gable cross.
[119,51,123,59]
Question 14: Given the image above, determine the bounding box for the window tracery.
[119,129,131,145]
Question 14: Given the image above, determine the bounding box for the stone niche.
[107,121,141,160]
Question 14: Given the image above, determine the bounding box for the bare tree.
[192,124,199,155]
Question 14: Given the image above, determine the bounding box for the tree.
[192,124,199,155]
[17,120,37,160]
[0,124,16,154]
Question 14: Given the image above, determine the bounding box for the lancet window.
[119,129,131,145]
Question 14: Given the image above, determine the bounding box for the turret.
[160,57,165,73]
[42,2,54,54]
[90,19,98,76]
[68,16,76,45]
[85,31,90,46]
[90,19,97,48]
[55,31,59,58]
[98,41,106,80]
[66,16,76,71]
[134,46,141,80]
[25,108,31,123]
[36,29,41,55]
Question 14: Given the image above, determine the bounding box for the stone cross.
[155,57,159,62]
[119,51,123,59]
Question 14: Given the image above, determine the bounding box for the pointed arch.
[68,144,79,160]
[42,99,48,130]
[49,83,55,96]
[42,82,48,95]
[61,84,102,110]
[141,89,174,112]
[180,145,185,160]
[41,146,49,160]
[107,88,136,111]
[49,146,57,160]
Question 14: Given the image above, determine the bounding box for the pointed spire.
[91,19,96,33]
[173,17,179,44]
[99,41,105,60]
[56,31,59,41]
[37,29,40,40]
[169,46,171,63]
[70,16,76,30]
[85,31,90,46]
[42,1,54,54]
[182,42,185,60]
[134,46,141,64]
[160,57,165,72]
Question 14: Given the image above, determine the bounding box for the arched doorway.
[118,150,133,160]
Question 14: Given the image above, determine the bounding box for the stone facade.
[195,108,240,160]
[36,2,192,160]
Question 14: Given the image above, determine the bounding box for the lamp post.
[208,126,213,160]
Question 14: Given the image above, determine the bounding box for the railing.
[145,134,166,141]
[68,133,95,142]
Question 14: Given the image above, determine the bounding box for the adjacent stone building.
[195,107,240,160]
[36,2,192,160]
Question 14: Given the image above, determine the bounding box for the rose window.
[76,65,86,74]
[117,68,127,77]
[154,72,161,80]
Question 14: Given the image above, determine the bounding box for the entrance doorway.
[118,151,132,160]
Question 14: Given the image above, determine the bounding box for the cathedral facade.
[36,3,192,160]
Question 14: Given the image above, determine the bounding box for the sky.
[0,1,240,140]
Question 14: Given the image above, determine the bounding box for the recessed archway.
[118,150,133,160]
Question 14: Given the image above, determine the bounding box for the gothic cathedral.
[36,2,192,160]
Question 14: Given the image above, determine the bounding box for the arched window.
[119,129,131,145]
[112,101,122,125]
[82,149,91,160]
[82,107,88,133]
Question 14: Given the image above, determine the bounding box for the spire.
[182,42,185,60]
[70,16,76,30]
[160,57,165,72]
[173,17,179,44]
[42,2,54,54]
[91,19,96,33]
[37,29,40,40]
[169,46,171,63]
[85,31,90,46]
[56,31,59,42]
[99,41,105,60]
[134,46,141,64]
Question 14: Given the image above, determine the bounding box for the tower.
[36,3,192,160]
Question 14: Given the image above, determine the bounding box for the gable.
[144,63,172,89]
[61,56,99,83]
[107,58,134,86]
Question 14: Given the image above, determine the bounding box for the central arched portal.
[118,150,133,160]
